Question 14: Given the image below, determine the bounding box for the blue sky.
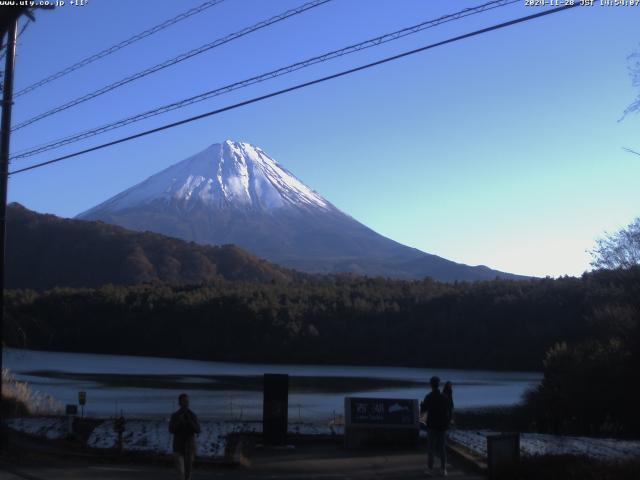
[6,0,640,278]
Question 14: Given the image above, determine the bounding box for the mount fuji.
[78,140,524,281]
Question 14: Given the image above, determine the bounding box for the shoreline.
[3,346,545,375]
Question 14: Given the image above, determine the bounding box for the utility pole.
[0,19,18,421]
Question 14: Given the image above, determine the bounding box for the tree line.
[4,268,637,374]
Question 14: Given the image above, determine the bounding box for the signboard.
[344,397,419,448]
[78,391,86,406]
[346,397,418,427]
[263,374,288,445]
[65,404,78,416]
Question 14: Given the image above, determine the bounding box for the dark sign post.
[78,391,86,418]
[344,397,419,448]
[113,414,126,453]
[65,404,78,436]
[263,374,288,445]
[487,433,520,480]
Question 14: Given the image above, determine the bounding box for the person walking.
[420,376,451,477]
[169,393,201,480]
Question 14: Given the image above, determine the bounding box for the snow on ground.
[7,417,639,462]
[449,429,640,462]
[6,417,69,440]
[89,419,171,453]
[87,420,343,458]
[88,419,263,457]
[5,417,344,459]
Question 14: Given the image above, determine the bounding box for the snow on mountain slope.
[80,140,330,217]
[78,140,527,281]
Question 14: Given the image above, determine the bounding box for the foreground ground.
[0,442,483,480]
[4,426,640,479]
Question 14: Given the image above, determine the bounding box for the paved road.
[0,444,485,480]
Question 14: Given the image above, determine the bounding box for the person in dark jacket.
[420,376,451,476]
[169,393,201,480]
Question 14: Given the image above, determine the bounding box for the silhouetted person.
[443,381,454,426]
[420,376,451,477]
[169,393,200,480]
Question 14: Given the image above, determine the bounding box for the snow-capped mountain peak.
[80,140,331,215]
[77,139,526,282]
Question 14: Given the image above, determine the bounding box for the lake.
[3,348,541,422]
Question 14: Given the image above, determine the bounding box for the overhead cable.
[12,0,518,160]
[10,4,579,176]
[11,0,332,131]
[13,0,227,98]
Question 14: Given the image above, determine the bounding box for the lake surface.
[3,348,541,422]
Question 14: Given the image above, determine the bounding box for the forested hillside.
[5,268,638,372]
[6,203,297,289]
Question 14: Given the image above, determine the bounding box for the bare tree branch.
[620,44,640,120]
[590,218,640,270]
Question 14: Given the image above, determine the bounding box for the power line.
[11,0,332,131]
[16,18,30,40]
[11,0,520,161]
[9,3,579,176]
[12,0,226,98]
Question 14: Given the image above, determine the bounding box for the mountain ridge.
[77,140,528,282]
[6,202,298,290]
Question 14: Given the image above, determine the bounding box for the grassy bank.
[1,368,61,418]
